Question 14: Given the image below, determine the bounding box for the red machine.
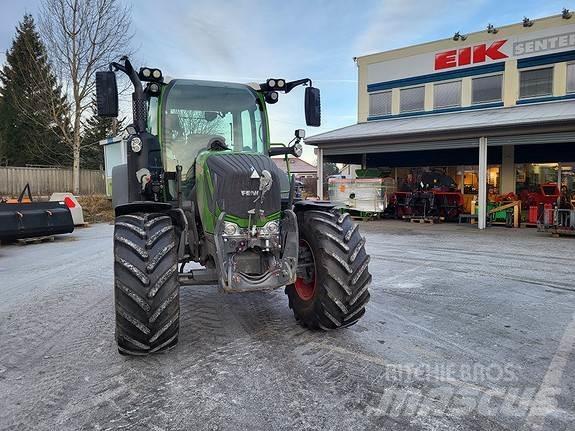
[387,172,464,221]
[520,183,559,224]
[523,183,560,207]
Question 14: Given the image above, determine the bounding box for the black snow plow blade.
[0,201,74,241]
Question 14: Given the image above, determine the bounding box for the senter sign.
[513,31,575,55]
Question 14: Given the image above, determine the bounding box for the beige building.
[271,157,316,178]
[307,13,575,228]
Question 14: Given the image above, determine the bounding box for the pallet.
[458,214,478,224]
[409,217,439,224]
[17,235,55,245]
[551,229,575,237]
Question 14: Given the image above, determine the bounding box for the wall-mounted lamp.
[562,8,572,19]
[487,24,498,34]
[522,17,534,27]
[453,31,467,41]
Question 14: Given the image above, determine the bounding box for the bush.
[76,194,114,224]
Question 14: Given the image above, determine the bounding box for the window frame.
[399,85,425,113]
[369,90,392,117]
[566,62,575,94]
[518,65,554,100]
[471,73,504,105]
[433,79,462,109]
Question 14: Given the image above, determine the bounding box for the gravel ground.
[0,220,574,430]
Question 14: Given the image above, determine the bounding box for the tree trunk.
[72,108,82,194]
[72,143,80,194]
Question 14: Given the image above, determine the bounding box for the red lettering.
[434,40,508,70]
[473,40,508,63]
[458,47,472,66]
[435,50,457,70]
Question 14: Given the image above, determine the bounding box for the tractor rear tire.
[285,210,371,330]
[114,212,180,355]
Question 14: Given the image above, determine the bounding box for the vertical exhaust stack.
[107,56,147,132]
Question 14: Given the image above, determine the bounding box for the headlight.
[292,142,303,157]
[130,137,142,153]
[261,221,279,236]
[266,221,279,234]
[265,91,279,104]
[223,221,240,236]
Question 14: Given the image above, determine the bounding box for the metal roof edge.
[310,121,575,148]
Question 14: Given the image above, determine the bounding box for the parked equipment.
[96,57,371,355]
[328,177,395,215]
[488,200,522,228]
[0,184,74,241]
[387,172,464,221]
[521,183,560,207]
[49,193,85,226]
[538,207,575,236]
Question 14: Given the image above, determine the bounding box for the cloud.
[130,0,364,162]
[353,0,490,56]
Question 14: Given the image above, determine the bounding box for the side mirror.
[96,71,118,117]
[304,87,321,127]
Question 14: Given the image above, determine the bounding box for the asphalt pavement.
[0,220,574,430]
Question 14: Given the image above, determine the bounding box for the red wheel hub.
[295,240,316,301]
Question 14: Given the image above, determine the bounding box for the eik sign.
[434,40,508,70]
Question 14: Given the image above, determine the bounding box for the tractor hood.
[205,153,283,221]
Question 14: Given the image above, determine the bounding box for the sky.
[0,0,572,162]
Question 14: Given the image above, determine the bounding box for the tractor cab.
[155,79,268,181]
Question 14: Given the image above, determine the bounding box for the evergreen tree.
[0,14,70,166]
[81,101,124,169]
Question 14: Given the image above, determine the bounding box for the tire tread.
[114,212,180,355]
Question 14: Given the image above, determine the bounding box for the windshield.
[161,80,266,177]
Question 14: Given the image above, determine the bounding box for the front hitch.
[213,210,298,292]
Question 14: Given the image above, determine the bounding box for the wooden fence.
[0,166,106,196]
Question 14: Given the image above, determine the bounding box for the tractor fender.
[293,200,337,213]
[114,201,173,217]
[167,208,189,259]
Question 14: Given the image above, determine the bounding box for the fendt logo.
[434,40,508,70]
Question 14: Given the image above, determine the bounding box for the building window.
[472,74,503,104]
[369,91,392,116]
[567,63,575,93]
[434,81,461,109]
[519,67,553,99]
[400,86,425,113]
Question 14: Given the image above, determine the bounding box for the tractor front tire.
[114,212,180,355]
[286,210,371,329]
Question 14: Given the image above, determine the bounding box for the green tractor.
[96,57,371,355]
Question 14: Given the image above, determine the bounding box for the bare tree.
[39,0,132,193]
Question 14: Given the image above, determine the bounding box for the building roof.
[98,135,123,146]
[272,157,316,174]
[306,100,575,147]
[355,14,563,65]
